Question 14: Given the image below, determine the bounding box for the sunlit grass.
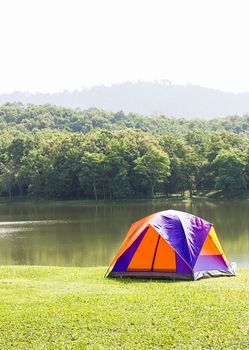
[0,266,248,349]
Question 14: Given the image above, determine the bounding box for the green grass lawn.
[0,267,248,349]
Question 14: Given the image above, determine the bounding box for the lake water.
[0,199,248,268]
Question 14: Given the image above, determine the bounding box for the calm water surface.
[0,199,248,267]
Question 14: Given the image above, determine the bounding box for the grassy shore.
[0,266,248,349]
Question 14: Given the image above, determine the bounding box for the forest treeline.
[0,103,248,199]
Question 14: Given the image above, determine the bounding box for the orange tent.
[106,210,236,280]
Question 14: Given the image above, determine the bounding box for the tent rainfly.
[106,210,236,280]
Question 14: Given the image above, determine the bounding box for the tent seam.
[155,229,193,271]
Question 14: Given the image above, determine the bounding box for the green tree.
[104,144,130,199]
[0,163,15,199]
[213,150,247,192]
[79,152,105,200]
[134,146,170,198]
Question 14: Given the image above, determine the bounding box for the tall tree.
[134,146,170,198]
[79,152,105,201]
[213,150,247,192]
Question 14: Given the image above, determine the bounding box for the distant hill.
[1,81,249,119]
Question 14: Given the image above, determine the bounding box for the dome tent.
[106,210,236,280]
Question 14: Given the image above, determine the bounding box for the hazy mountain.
[1,81,249,119]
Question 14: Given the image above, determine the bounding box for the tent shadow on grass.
[107,276,192,284]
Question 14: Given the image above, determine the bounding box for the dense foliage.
[0,103,248,199]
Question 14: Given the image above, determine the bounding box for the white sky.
[0,0,249,93]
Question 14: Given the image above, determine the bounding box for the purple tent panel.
[112,227,148,272]
[176,254,192,274]
[194,255,229,272]
[151,210,212,268]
